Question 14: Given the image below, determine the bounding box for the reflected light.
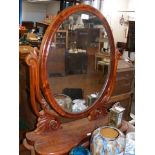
[81,14,89,20]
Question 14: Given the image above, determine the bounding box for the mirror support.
[25,48,61,134]
[88,49,121,120]
[23,5,121,154]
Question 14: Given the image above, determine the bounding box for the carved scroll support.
[88,49,121,121]
[102,49,121,105]
[88,106,108,121]
[25,48,61,133]
[35,110,61,134]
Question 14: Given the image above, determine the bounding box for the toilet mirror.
[40,5,116,118]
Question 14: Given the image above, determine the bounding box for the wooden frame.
[39,4,118,118]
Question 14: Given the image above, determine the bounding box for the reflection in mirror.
[47,11,111,113]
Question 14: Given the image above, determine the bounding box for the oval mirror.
[40,5,116,118]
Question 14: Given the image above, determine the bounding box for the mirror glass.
[47,11,111,113]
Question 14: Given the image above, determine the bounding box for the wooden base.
[24,115,109,155]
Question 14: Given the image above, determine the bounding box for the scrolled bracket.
[25,48,40,116]
[25,48,61,132]
[88,48,120,120]
[102,48,121,107]
[88,106,108,121]
[35,110,61,134]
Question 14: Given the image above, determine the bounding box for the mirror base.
[24,114,109,155]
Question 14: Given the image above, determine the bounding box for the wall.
[22,1,47,23]
[92,0,135,44]
[46,1,60,15]
[22,0,60,23]
[100,0,129,43]
[127,0,135,21]
[22,0,135,43]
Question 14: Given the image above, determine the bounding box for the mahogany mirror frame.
[39,4,117,119]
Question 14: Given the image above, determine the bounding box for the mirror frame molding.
[39,4,118,119]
